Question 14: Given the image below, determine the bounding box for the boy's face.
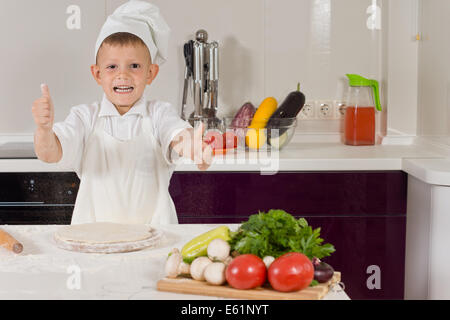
[90,43,159,114]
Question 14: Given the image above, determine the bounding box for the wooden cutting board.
[157,272,341,300]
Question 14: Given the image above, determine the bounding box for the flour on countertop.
[0,225,178,274]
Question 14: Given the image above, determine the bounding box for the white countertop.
[1,134,450,185]
[0,224,349,300]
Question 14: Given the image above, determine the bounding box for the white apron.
[71,114,178,226]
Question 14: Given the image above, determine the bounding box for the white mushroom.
[224,256,233,266]
[165,248,183,278]
[190,256,213,281]
[178,261,190,275]
[263,256,275,268]
[207,238,230,262]
[204,262,227,285]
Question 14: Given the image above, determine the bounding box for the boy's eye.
[105,64,139,69]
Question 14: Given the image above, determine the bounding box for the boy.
[31,1,213,225]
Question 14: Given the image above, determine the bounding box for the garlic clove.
[165,251,182,278]
[178,261,191,275]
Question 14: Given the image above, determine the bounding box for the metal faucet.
[181,30,220,128]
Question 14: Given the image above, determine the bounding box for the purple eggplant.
[231,102,256,128]
[230,102,256,143]
[267,83,305,147]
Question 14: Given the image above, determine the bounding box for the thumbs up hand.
[32,84,54,130]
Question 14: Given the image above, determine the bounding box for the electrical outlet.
[298,101,316,120]
[334,101,346,119]
[317,102,334,119]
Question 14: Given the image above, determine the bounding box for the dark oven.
[0,173,79,225]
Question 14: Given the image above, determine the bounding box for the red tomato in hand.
[204,130,223,150]
[223,132,238,149]
[225,254,266,289]
[268,252,314,292]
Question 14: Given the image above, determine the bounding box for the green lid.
[346,74,382,111]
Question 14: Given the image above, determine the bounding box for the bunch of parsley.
[229,209,335,260]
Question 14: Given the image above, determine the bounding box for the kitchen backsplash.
[0,0,428,138]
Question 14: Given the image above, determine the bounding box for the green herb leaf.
[228,209,336,259]
[310,280,319,287]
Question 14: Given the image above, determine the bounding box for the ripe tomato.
[207,131,237,155]
[225,254,266,289]
[212,148,231,155]
[268,252,314,292]
[204,130,223,150]
[223,131,238,149]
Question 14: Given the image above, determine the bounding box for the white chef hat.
[94,0,170,65]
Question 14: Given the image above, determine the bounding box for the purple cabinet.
[304,216,405,300]
[169,171,407,300]
[0,171,407,299]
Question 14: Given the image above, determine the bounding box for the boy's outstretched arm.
[32,84,62,163]
[170,122,213,171]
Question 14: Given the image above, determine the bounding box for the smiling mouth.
[113,86,134,94]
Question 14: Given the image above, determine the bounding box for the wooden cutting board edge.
[157,271,341,300]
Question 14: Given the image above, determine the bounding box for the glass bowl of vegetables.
[223,117,297,151]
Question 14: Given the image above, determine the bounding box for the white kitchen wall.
[0,0,416,138]
[126,0,266,120]
[0,0,105,134]
[386,0,419,137]
[418,0,450,145]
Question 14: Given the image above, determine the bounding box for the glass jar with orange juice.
[344,74,382,146]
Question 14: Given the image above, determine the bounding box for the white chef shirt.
[53,94,191,177]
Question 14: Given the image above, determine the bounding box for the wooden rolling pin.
[0,228,23,253]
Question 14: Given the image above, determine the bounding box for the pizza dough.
[53,222,163,253]
[55,222,155,244]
